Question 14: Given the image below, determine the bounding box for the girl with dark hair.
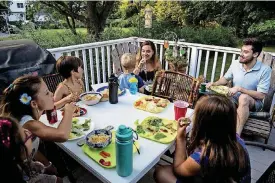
[54,56,84,108]
[0,75,76,171]
[134,40,161,94]
[154,95,251,183]
[0,116,63,183]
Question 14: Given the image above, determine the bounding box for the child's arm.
[54,85,72,109]
[138,86,145,93]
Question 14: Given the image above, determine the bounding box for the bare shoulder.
[56,82,68,93]
[23,119,46,132]
[54,83,68,99]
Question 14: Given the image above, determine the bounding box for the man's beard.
[239,56,254,64]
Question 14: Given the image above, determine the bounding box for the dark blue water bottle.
[109,74,118,104]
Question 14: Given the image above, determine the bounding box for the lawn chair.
[245,141,275,183]
[151,70,201,108]
[42,73,64,93]
[242,53,275,145]
[111,42,138,76]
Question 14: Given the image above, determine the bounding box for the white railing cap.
[47,37,138,53]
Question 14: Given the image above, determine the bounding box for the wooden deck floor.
[246,127,275,183]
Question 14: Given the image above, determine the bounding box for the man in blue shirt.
[207,38,272,135]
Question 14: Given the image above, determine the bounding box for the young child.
[54,56,84,108]
[154,95,251,183]
[119,53,144,93]
[0,116,63,183]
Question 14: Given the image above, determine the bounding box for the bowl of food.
[86,128,112,149]
[96,86,125,102]
[80,92,103,106]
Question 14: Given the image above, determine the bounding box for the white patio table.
[40,83,194,183]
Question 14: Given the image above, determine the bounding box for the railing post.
[189,47,198,77]
[53,52,62,60]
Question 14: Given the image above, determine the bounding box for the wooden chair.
[242,53,275,145]
[42,73,64,93]
[151,70,201,108]
[111,42,138,76]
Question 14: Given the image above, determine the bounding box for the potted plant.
[164,46,188,73]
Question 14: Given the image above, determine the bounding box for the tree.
[184,1,275,37]
[0,1,9,32]
[39,1,115,39]
[154,1,185,26]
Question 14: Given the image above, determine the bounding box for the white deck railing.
[48,37,275,91]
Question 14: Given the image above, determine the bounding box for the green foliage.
[136,21,238,47]
[0,25,238,49]
[101,27,136,41]
[177,27,238,47]
[0,28,91,49]
[184,1,275,38]
[248,20,275,44]
[165,48,188,68]
[154,1,185,26]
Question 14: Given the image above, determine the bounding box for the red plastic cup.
[46,106,58,124]
[174,100,189,120]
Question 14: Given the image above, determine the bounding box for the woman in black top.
[134,41,161,94]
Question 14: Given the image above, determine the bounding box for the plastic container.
[174,100,189,120]
[46,106,58,124]
[129,75,138,95]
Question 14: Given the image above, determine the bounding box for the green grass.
[37,27,134,35]
[263,46,275,53]
[38,28,87,34]
[197,51,233,82]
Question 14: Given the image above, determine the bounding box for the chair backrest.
[151,70,201,108]
[42,73,64,93]
[111,42,138,76]
[260,53,275,112]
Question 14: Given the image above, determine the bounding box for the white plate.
[69,117,95,141]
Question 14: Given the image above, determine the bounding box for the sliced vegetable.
[134,119,139,126]
[135,101,143,107]
[148,118,163,127]
[99,151,108,158]
[72,118,79,124]
[153,99,161,103]
[82,119,91,131]
[101,151,110,157]
[154,133,167,140]
[145,98,153,101]
[99,159,111,166]
[136,125,145,134]
[160,128,168,133]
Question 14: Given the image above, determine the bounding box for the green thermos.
[116,125,133,177]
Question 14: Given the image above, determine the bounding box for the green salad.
[69,118,92,139]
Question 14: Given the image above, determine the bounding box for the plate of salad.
[69,117,94,140]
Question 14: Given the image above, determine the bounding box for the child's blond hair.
[121,53,136,72]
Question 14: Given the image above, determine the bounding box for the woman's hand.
[138,59,146,68]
